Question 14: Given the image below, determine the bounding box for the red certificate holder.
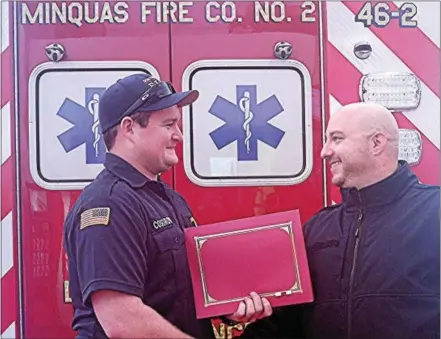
[184,209,314,319]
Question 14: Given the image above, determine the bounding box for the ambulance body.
[1,1,439,338]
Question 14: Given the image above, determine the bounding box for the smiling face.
[115,104,183,179]
[321,106,374,188]
[132,105,183,174]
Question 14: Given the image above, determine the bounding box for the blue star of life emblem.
[208,85,285,161]
[56,87,107,164]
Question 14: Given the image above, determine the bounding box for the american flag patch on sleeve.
[80,207,111,230]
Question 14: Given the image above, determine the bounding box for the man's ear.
[119,117,135,138]
[371,131,388,155]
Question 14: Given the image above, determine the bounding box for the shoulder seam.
[303,203,342,234]
[108,179,120,197]
[318,203,342,212]
[414,183,440,191]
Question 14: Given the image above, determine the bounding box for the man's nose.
[320,143,332,159]
[173,125,183,142]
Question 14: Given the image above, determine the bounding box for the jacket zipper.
[347,195,364,339]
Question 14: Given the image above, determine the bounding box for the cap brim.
[137,90,199,113]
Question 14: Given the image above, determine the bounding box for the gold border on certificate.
[194,221,302,307]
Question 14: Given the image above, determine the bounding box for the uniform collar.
[104,153,151,188]
[340,160,418,209]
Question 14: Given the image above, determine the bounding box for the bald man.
[241,102,440,339]
[322,102,400,189]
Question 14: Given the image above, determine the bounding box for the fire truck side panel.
[172,1,327,229]
[15,3,172,338]
[1,1,19,338]
[326,1,440,205]
[2,1,440,339]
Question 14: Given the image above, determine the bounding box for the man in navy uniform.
[63,74,272,339]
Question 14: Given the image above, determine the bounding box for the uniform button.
[174,237,179,243]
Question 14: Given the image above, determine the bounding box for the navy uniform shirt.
[63,153,215,339]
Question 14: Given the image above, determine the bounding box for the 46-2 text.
[355,2,418,28]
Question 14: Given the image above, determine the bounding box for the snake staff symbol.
[88,93,101,157]
[240,91,254,154]
[209,85,286,161]
[56,87,107,164]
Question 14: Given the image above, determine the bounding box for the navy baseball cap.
[99,73,199,134]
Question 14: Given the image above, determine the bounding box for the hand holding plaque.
[184,209,314,319]
[222,291,273,325]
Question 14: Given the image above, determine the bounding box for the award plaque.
[184,209,314,319]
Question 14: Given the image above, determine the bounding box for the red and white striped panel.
[1,1,18,338]
[326,1,440,204]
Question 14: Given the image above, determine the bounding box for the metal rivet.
[45,42,66,62]
[274,41,293,60]
[354,41,372,60]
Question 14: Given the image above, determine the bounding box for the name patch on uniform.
[152,217,173,230]
[80,207,110,230]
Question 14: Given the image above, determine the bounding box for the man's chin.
[331,175,345,187]
[164,156,179,168]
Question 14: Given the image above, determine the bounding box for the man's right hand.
[226,291,273,324]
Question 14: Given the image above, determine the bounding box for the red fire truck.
[1,1,439,338]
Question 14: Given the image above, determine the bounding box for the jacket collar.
[340,160,418,209]
[104,152,151,188]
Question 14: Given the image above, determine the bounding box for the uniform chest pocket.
[153,226,185,251]
[151,226,188,292]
